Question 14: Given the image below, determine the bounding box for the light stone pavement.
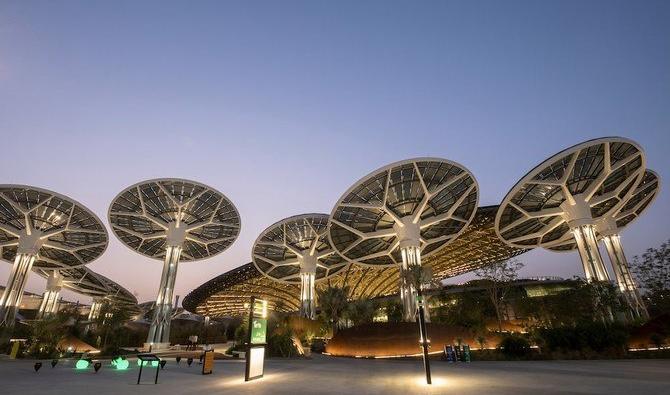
[1,354,668,395]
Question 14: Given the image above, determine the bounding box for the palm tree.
[317,285,349,336]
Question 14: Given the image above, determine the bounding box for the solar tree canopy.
[495,137,646,252]
[108,178,241,262]
[0,185,108,269]
[329,158,479,267]
[252,214,348,284]
[34,266,137,306]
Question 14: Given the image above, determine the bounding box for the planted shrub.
[498,335,531,359]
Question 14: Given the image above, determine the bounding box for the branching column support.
[0,253,36,327]
[147,244,181,345]
[37,270,64,319]
[573,225,610,282]
[400,245,421,322]
[561,195,613,322]
[299,272,316,319]
[88,297,103,321]
[601,233,648,319]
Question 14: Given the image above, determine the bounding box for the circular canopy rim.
[107,177,241,263]
[328,156,480,267]
[495,136,646,251]
[252,213,348,285]
[0,184,109,269]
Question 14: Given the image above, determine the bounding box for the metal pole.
[137,361,143,385]
[417,289,431,385]
[154,363,160,384]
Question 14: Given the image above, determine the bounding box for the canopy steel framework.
[0,185,108,327]
[496,137,658,318]
[108,178,240,348]
[252,214,348,319]
[183,205,524,318]
[329,158,479,321]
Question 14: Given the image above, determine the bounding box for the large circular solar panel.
[108,178,241,262]
[329,158,479,267]
[0,185,108,269]
[252,214,348,284]
[495,137,646,252]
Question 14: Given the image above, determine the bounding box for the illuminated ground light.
[415,376,448,387]
[137,360,159,367]
[75,360,90,369]
[111,358,129,370]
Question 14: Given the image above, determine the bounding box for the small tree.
[316,285,349,336]
[631,239,670,316]
[94,302,131,354]
[474,258,524,332]
[345,299,377,326]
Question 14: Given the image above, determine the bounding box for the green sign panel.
[250,318,267,344]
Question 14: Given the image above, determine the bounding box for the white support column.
[561,196,610,282]
[601,233,648,319]
[146,244,181,347]
[399,245,422,322]
[0,253,36,327]
[572,224,610,282]
[88,297,103,320]
[37,271,64,319]
[299,272,316,319]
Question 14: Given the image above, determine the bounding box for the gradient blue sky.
[1,1,668,305]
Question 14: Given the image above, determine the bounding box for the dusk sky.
[1,1,668,306]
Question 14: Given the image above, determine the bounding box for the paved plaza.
[2,355,669,395]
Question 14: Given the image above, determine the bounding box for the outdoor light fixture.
[137,359,159,367]
[252,214,348,319]
[0,185,108,328]
[112,357,130,370]
[496,137,658,319]
[108,179,240,349]
[76,359,90,369]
